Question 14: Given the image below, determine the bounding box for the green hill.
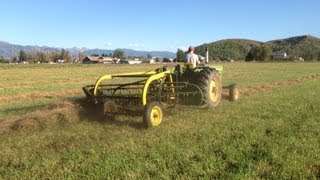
[195,35,320,61]
[196,39,261,61]
[267,35,320,60]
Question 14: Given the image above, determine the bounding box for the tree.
[260,45,272,61]
[64,51,72,63]
[44,52,53,63]
[147,53,152,58]
[0,55,9,63]
[113,50,125,58]
[12,56,18,63]
[78,52,85,63]
[245,45,271,61]
[60,49,66,60]
[302,49,314,61]
[176,49,185,62]
[246,46,259,61]
[34,51,51,63]
[52,52,61,62]
[19,50,27,62]
[59,49,72,63]
[163,57,170,62]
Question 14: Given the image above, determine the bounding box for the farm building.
[141,58,155,64]
[272,52,288,60]
[82,56,114,64]
[119,59,142,64]
[82,56,100,64]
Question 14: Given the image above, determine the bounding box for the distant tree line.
[5,49,73,63]
[192,41,274,62]
[88,50,168,60]
[0,48,174,63]
[195,41,255,61]
[0,55,9,63]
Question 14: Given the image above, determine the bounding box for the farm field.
[0,62,320,178]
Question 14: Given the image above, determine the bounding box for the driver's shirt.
[185,53,199,67]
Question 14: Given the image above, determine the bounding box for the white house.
[101,57,114,64]
[142,58,155,64]
[119,59,142,64]
[272,52,288,60]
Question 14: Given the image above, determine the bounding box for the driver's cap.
[188,46,195,52]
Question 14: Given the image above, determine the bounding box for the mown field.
[0,62,320,178]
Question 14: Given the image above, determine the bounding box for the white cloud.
[105,42,113,46]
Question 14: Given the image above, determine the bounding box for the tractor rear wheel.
[143,102,163,127]
[197,69,222,108]
[103,100,117,120]
[229,83,240,101]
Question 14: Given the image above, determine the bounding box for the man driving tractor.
[185,46,200,68]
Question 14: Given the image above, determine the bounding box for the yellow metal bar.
[93,70,158,96]
[112,71,157,76]
[168,74,175,98]
[142,70,170,106]
[92,68,170,105]
[94,75,112,96]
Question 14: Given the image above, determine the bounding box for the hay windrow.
[240,73,320,95]
[0,100,82,134]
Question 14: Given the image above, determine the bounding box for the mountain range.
[0,41,176,58]
[1,35,320,61]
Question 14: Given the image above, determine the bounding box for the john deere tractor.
[83,63,239,127]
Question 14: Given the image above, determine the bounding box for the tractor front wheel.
[143,102,163,128]
[229,83,240,101]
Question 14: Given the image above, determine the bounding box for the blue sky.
[1,0,319,52]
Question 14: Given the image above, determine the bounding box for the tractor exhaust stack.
[205,46,209,64]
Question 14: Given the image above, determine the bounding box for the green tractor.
[83,63,240,127]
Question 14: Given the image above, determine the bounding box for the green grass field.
[0,62,320,178]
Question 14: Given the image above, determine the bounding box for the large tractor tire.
[197,68,222,108]
[143,102,163,128]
